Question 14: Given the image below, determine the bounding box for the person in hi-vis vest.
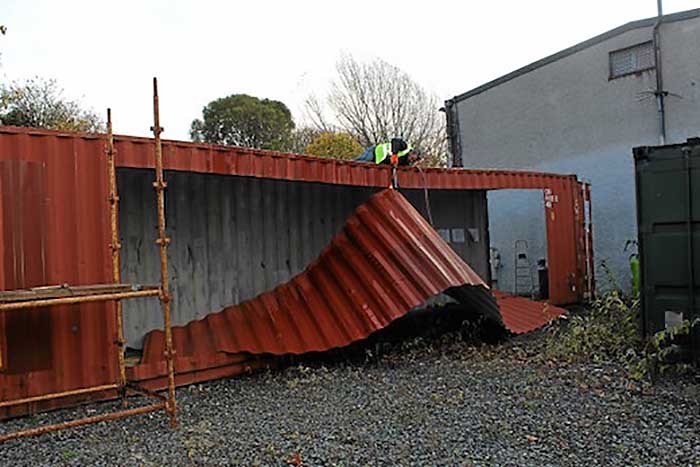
[354,138,422,166]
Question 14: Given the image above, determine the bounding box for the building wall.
[453,16,700,291]
[487,189,547,294]
[118,169,490,348]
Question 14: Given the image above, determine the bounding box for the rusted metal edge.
[141,188,503,363]
[125,382,166,402]
[492,291,568,334]
[0,125,579,186]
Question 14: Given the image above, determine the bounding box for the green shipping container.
[634,138,700,363]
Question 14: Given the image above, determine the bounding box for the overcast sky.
[2,0,698,140]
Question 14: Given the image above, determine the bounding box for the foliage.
[0,77,103,132]
[543,290,641,365]
[631,317,700,382]
[190,94,294,150]
[542,287,698,383]
[306,54,447,167]
[304,131,363,161]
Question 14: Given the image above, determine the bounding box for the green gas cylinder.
[630,254,640,297]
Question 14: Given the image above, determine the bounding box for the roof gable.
[449,8,700,103]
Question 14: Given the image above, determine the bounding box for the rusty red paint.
[0,126,589,306]
[493,291,567,334]
[1,161,51,374]
[139,189,501,365]
[137,191,566,377]
[0,126,585,418]
[0,131,114,418]
[114,134,586,305]
[0,125,578,187]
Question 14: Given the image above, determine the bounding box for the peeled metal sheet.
[0,126,589,306]
[138,292,566,372]
[493,291,567,334]
[139,188,502,363]
[0,126,582,417]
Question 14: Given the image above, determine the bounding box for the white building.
[445,8,700,292]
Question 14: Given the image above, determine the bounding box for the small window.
[609,41,655,79]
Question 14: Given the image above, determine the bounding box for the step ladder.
[514,240,534,297]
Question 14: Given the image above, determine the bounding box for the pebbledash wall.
[446,9,700,292]
[118,169,490,348]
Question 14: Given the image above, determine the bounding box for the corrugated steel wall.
[0,126,584,417]
[105,132,586,304]
[0,128,589,310]
[117,168,490,348]
[0,133,116,416]
[634,140,700,361]
[543,178,581,304]
[139,188,500,361]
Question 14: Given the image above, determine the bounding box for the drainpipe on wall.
[653,0,667,145]
[442,99,463,167]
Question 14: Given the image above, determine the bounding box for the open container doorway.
[488,190,549,298]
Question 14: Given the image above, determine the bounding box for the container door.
[635,140,700,362]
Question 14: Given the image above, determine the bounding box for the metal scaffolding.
[0,78,177,443]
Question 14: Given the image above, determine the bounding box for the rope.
[416,165,434,226]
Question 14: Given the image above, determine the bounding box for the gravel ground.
[1,332,699,466]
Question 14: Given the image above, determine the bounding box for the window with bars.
[609,41,655,79]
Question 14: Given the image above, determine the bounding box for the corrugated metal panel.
[0,161,51,374]
[0,128,585,307]
[493,291,567,334]
[0,126,584,417]
[112,135,578,191]
[634,139,700,362]
[137,292,564,372]
[0,132,115,418]
[131,357,273,392]
[138,188,501,363]
[542,178,580,304]
[106,132,583,305]
[117,170,491,349]
[117,171,375,345]
[0,126,578,190]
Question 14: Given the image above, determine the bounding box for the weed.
[541,286,698,383]
[61,449,78,462]
[543,289,640,365]
[631,317,700,382]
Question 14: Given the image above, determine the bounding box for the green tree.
[0,77,103,132]
[305,132,363,161]
[190,94,294,150]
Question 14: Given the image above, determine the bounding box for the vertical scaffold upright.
[0,79,178,443]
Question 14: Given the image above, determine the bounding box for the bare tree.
[306,54,447,167]
[285,126,323,154]
[0,24,7,65]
